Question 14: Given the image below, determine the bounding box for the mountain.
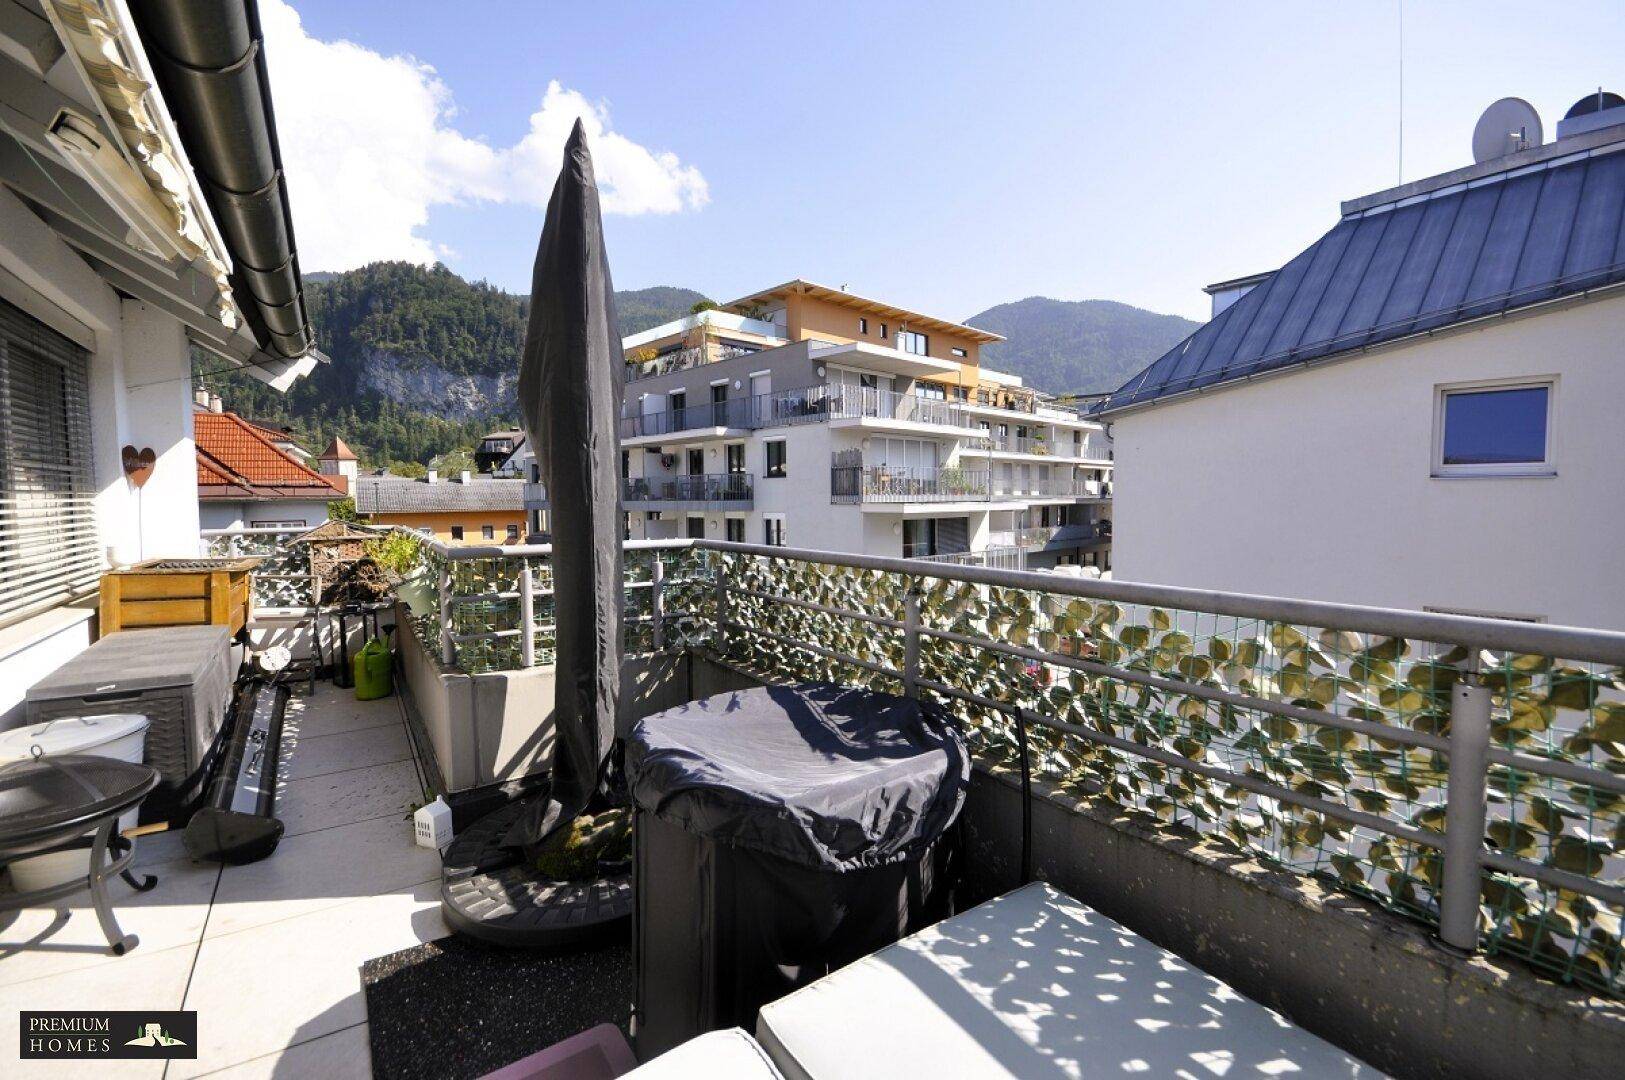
[198,262,708,471]
[198,262,1194,473]
[967,297,1199,395]
[618,286,712,335]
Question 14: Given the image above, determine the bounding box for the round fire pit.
[0,753,160,955]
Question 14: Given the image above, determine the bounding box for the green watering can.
[352,637,394,700]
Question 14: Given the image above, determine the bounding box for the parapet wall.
[962,759,1624,1080]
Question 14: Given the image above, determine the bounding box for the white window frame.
[950,347,968,358]
[1431,376,1556,479]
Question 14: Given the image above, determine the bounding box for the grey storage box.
[26,626,233,820]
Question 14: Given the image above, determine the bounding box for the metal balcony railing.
[988,476,1112,500]
[201,525,317,609]
[382,530,1625,994]
[220,525,1621,997]
[831,465,991,503]
[620,397,757,439]
[624,473,753,505]
[623,385,989,442]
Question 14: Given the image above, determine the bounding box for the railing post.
[650,557,665,652]
[902,586,922,698]
[1438,670,1492,953]
[437,562,455,667]
[518,559,536,668]
[714,553,729,655]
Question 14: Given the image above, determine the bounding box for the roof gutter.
[127,0,313,361]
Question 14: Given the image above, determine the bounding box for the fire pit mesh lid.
[0,754,159,843]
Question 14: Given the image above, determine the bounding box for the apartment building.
[356,471,529,543]
[524,280,1113,568]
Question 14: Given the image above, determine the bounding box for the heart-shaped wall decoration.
[122,445,156,488]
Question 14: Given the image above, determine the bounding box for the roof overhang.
[724,279,1004,345]
[810,340,962,381]
[0,0,319,389]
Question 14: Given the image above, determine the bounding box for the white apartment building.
[1097,93,1625,629]
[523,280,1114,569]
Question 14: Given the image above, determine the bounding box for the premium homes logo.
[20,1011,197,1060]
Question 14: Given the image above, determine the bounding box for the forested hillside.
[198,263,706,472]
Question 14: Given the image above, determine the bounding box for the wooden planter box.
[99,557,262,636]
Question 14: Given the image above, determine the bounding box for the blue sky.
[268,1,1625,321]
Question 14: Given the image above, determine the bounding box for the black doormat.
[361,935,632,1080]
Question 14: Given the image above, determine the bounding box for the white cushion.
[626,1028,785,1079]
[756,881,1382,1079]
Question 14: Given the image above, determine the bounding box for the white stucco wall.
[1108,293,1625,630]
[0,189,213,716]
[199,500,332,533]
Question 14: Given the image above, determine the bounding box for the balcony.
[623,472,753,510]
[395,532,1624,1039]
[11,528,1620,1077]
[990,476,1110,500]
[620,397,756,444]
[622,385,986,446]
[623,341,765,384]
[831,465,992,504]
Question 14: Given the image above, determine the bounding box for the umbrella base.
[441,798,632,950]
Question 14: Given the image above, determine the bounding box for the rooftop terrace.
[3,527,1621,1077]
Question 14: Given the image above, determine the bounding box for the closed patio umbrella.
[504,120,624,847]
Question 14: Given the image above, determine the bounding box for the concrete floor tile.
[204,814,438,939]
[281,724,410,782]
[173,882,445,1077]
[0,857,220,987]
[275,759,424,839]
[0,942,194,1078]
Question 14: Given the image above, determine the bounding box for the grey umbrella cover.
[505,120,625,847]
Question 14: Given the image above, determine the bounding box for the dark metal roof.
[1097,145,1625,415]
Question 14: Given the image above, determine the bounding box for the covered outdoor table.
[626,682,968,1058]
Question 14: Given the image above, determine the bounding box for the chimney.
[426,469,438,483]
[209,392,223,412]
[193,387,209,408]
[460,470,472,485]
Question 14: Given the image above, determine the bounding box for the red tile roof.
[196,412,346,501]
[319,436,357,461]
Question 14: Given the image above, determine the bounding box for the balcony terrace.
[622,472,753,510]
[830,465,994,505]
[393,529,1625,1080]
[622,383,992,445]
[7,528,1620,1078]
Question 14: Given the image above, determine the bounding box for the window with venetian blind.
[0,298,99,628]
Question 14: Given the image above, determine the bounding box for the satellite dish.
[1564,90,1625,120]
[1472,98,1543,163]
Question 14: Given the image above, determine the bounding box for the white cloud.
[257,0,708,272]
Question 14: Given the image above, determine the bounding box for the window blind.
[0,298,99,628]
